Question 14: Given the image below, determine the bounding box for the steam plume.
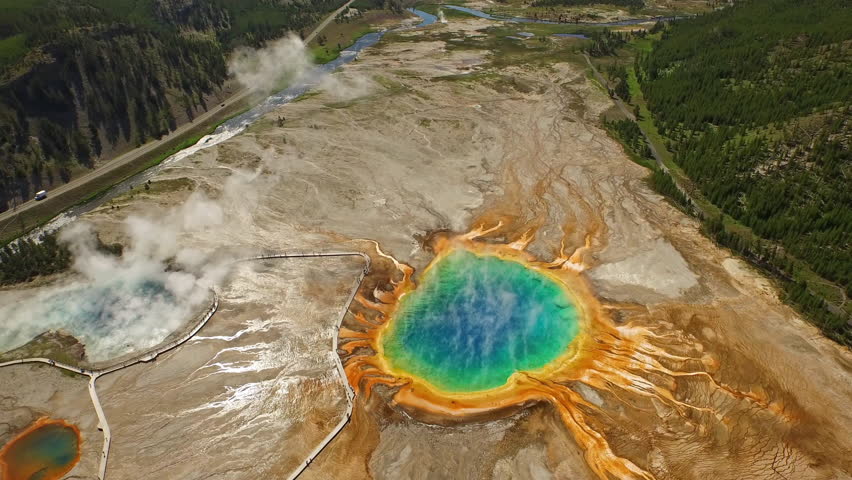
[228,32,375,100]
[0,148,291,362]
[228,34,316,95]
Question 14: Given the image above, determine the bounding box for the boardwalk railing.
[96,295,219,376]
[282,254,369,480]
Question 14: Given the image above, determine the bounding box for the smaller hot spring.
[381,250,580,392]
[0,418,81,480]
[0,272,207,362]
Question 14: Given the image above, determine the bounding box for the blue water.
[409,8,439,27]
[444,5,683,26]
[184,11,437,154]
[131,8,436,141]
[383,250,580,392]
[38,280,172,334]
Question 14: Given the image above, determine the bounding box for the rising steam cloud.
[0,193,231,362]
[0,149,288,362]
[1,33,377,362]
[228,34,316,95]
[228,32,375,100]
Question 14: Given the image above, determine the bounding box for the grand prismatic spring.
[0,418,81,480]
[381,249,581,392]
[342,223,791,480]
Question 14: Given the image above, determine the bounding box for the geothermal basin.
[0,275,207,362]
[380,250,581,393]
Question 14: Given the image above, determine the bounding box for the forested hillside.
[0,0,345,212]
[636,0,851,342]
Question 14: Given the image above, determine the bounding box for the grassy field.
[469,0,708,21]
[413,3,472,18]
[493,4,623,20]
[311,22,376,63]
[0,34,28,67]
[0,0,49,19]
[384,12,590,71]
[309,10,405,63]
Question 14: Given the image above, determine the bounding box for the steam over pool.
[2,192,231,363]
[0,275,207,362]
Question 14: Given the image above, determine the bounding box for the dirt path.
[582,53,702,213]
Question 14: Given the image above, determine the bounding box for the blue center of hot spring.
[0,422,79,480]
[382,250,580,392]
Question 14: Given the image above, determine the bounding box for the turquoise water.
[1,279,180,361]
[0,422,79,480]
[382,250,580,392]
[39,280,172,333]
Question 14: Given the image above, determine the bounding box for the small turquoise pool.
[0,420,80,480]
[382,250,580,392]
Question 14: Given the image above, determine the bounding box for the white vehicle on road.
[35,190,48,201]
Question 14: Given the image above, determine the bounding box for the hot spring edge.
[379,249,581,393]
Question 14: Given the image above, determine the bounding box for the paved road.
[0,89,250,227]
[583,55,661,168]
[305,0,356,44]
[0,1,354,230]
